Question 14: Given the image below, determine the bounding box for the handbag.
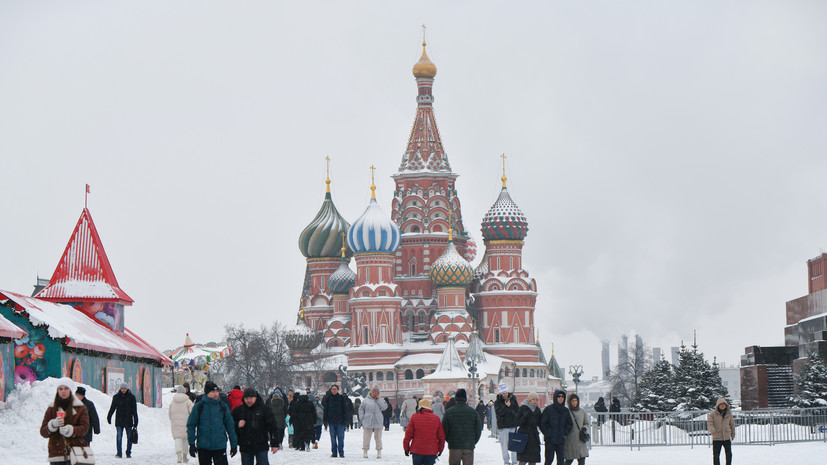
[64,438,95,465]
[130,428,139,444]
[507,431,528,453]
[569,410,590,443]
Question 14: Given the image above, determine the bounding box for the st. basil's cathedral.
[286,39,565,404]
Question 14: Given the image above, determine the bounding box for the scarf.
[521,399,538,412]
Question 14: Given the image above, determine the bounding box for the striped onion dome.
[285,312,320,351]
[347,191,401,254]
[481,186,528,241]
[429,240,473,287]
[328,255,356,295]
[298,189,350,259]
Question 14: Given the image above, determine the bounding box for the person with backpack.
[107,382,139,458]
[232,388,281,465]
[403,398,445,465]
[441,389,482,465]
[187,381,238,465]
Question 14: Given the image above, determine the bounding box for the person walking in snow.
[707,397,735,465]
[233,388,282,465]
[40,378,91,464]
[313,394,324,449]
[269,387,287,448]
[400,392,418,430]
[107,382,138,458]
[382,397,393,431]
[476,401,487,428]
[323,384,349,457]
[290,392,317,451]
[228,385,244,411]
[516,392,542,465]
[431,395,445,421]
[539,390,572,465]
[441,389,483,465]
[74,386,100,445]
[403,398,446,465]
[494,383,519,465]
[359,386,388,458]
[170,384,195,463]
[187,381,238,465]
[563,394,589,465]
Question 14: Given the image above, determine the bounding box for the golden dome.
[412,42,437,79]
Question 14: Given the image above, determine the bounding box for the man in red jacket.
[228,386,244,411]
[403,398,445,465]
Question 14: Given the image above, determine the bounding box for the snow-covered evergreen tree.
[634,357,676,411]
[672,342,729,411]
[789,351,827,409]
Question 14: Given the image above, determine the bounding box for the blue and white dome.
[348,197,401,254]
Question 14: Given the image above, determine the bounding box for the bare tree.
[223,323,295,396]
[609,335,652,406]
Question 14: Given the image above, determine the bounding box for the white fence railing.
[587,409,827,448]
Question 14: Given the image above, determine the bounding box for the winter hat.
[498,383,509,394]
[455,389,467,401]
[75,386,86,396]
[371,385,380,394]
[119,382,128,390]
[175,385,185,393]
[243,388,258,398]
[56,377,75,391]
[204,381,219,395]
[418,398,431,409]
[526,392,539,402]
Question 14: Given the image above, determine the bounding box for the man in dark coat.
[593,397,608,426]
[107,382,138,458]
[290,393,317,451]
[269,387,287,447]
[232,388,282,464]
[475,401,487,427]
[494,384,519,465]
[184,382,197,402]
[74,387,100,445]
[323,384,349,457]
[441,389,482,465]
[539,390,572,465]
[382,397,393,431]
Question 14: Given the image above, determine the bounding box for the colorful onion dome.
[328,245,357,295]
[285,310,320,351]
[429,239,473,288]
[348,179,401,254]
[298,179,350,258]
[413,41,437,79]
[481,184,528,241]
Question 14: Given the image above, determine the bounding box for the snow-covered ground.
[1,378,824,464]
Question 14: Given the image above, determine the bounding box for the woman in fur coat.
[39,378,91,465]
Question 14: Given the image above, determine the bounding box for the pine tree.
[672,341,729,411]
[789,351,827,409]
[634,357,676,411]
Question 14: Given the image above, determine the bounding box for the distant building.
[741,253,827,409]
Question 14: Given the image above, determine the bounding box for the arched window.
[433,225,442,232]
[407,312,415,332]
[376,372,384,381]
[368,373,373,381]
[415,369,425,379]
[323,372,338,383]
[523,368,528,377]
[530,369,535,378]
[405,369,413,380]
[504,367,510,377]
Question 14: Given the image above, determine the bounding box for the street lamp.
[512,362,518,394]
[569,365,584,395]
[466,358,480,406]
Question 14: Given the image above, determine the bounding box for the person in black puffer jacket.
[516,392,542,465]
[290,394,317,451]
[107,383,138,458]
[539,390,572,465]
[232,388,282,464]
[494,385,519,465]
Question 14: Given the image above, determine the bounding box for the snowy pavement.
[1,379,825,464]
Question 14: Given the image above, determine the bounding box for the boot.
[177,450,183,463]
[183,453,189,463]
[314,442,318,449]
[363,450,368,458]
[377,451,382,459]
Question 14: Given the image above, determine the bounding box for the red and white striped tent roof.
[36,208,133,304]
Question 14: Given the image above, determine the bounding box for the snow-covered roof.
[465,332,487,364]
[423,337,469,380]
[395,353,442,366]
[0,311,26,339]
[0,289,170,364]
[786,311,827,326]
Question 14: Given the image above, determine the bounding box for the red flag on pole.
[85,184,90,208]
[86,184,90,194]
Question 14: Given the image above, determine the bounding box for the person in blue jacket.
[187,381,238,465]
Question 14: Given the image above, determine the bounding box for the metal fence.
[586,408,827,448]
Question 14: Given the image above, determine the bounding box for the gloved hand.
[405,450,410,456]
[59,425,74,437]
[189,444,197,458]
[230,446,237,457]
[49,418,64,430]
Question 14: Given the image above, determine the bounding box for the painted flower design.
[14,365,37,385]
[30,343,45,360]
[14,345,29,359]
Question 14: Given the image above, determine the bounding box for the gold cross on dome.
[325,156,331,178]
[501,153,508,187]
[370,165,377,199]
[422,24,427,45]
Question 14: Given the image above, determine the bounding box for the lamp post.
[466,358,480,406]
[569,365,583,395]
[512,362,518,395]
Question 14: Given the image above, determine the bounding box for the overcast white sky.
[2,1,826,380]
